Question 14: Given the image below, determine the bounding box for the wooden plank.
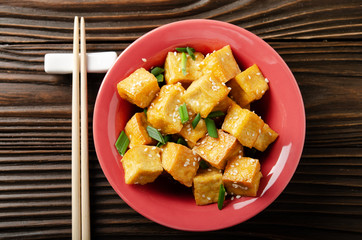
[0,1,361,43]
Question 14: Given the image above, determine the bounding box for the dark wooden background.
[1,0,362,239]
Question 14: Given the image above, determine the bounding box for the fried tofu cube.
[201,45,241,83]
[164,51,204,85]
[234,64,269,102]
[193,130,243,170]
[117,68,160,108]
[222,104,264,148]
[161,142,200,187]
[182,74,230,118]
[227,78,254,108]
[125,112,156,148]
[121,145,163,185]
[211,97,234,113]
[253,123,278,152]
[179,116,208,148]
[147,83,185,134]
[223,156,262,197]
[193,168,223,205]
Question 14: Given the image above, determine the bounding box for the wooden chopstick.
[72,16,81,240]
[80,17,91,240]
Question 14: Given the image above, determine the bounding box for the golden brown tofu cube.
[227,78,254,108]
[211,97,234,113]
[201,45,241,83]
[234,64,269,101]
[121,145,163,185]
[161,142,200,187]
[193,130,243,170]
[117,68,160,108]
[193,168,223,205]
[253,123,279,152]
[179,116,207,148]
[164,51,204,85]
[147,83,185,134]
[222,104,264,148]
[182,74,230,118]
[125,112,156,148]
[223,156,262,197]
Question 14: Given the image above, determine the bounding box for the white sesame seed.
[152,147,156,150]
[207,197,211,200]
[144,148,148,152]
[265,78,269,83]
[142,58,147,62]
[236,195,241,199]
[202,194,205,198]
[200,150,204,154]
[248,75,251,79]
[207,168,212,172]
[231,196,234,200]
[256,72,261,75]
[148,154,152,157]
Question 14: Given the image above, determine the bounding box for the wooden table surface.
[1,0,362,239]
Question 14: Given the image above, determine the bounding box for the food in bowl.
[115,44,278,208]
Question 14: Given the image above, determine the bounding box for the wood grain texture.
[0,0,362,239]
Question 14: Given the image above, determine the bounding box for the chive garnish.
[199,160,209,169]
[115,130,129,156]
[207,111,225,118]
[181,52,187,76]
[146,126,165,144]
[205,118,218,138]
[179,103,189,124]
[186,46,195,60]
[151,67,164,76]
[143,108,147,117]
[191,113,201,129]
[176,137,188,147]
[155,74,164,83]
[176,47,195,53]
[218,184,226,210]
[157,135,171,147]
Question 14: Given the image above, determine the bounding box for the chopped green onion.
[179,103,189,124]
[115,131,129,156]
[155,74,164,83]
[181,52,187,76]
[151,67,164,76]
[191,113,201,129]
[218,184,226,210]
[186,47,195,60]
[176,47,195,53]
[176,137,188,146]
[157,135,171,147]
[146,126,165,144]
[143,108,147,117]
[205,118,218,138]
[207,111,225,118]
[199,160,209,169]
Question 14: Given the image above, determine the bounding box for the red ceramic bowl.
[93,19,305,231]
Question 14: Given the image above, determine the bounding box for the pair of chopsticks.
[72,16,90,240]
